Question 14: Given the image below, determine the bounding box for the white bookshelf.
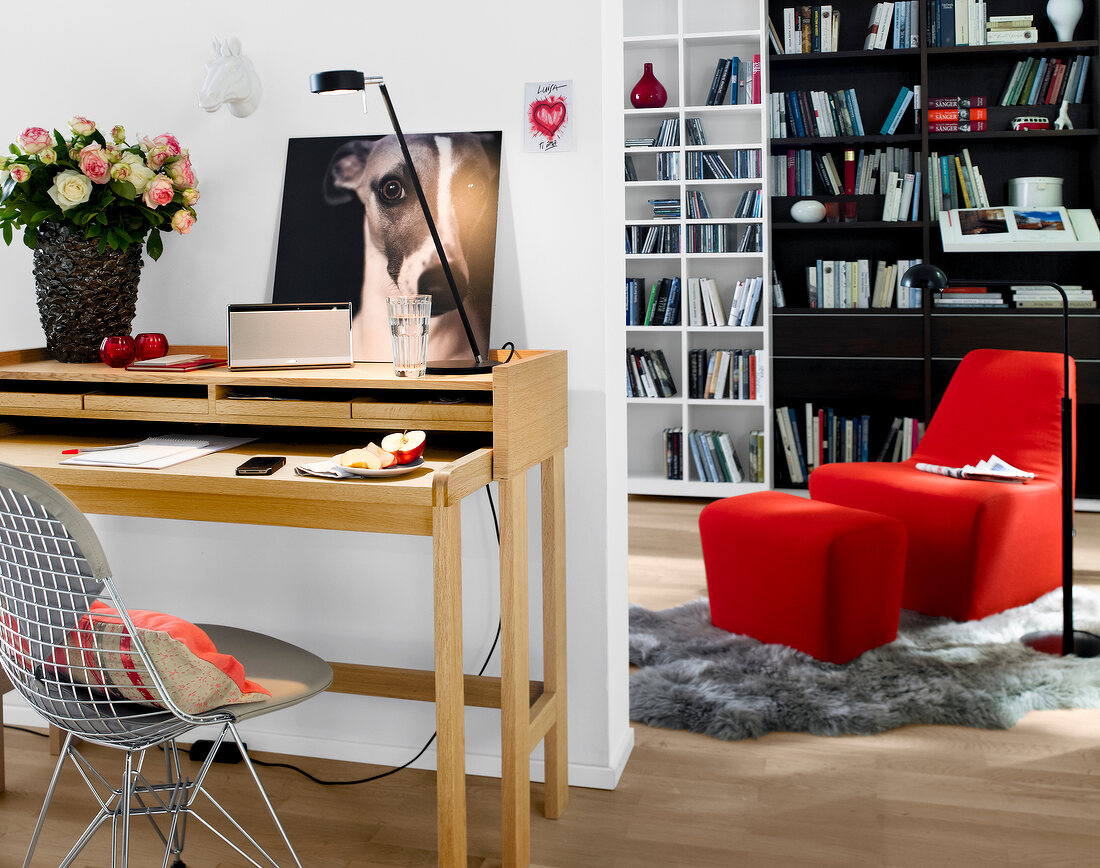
[624,0,772,497]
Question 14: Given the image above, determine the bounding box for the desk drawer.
[351,396,493,430]
[83,390,208,415]
[215,397,352,419]
[0,384,86,411]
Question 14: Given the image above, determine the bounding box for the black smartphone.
[235,456,286,476]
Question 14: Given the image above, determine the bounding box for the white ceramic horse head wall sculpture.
[199,37,262,118]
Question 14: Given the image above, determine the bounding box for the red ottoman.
[699,491,907,664]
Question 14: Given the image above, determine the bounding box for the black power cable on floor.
[249,484,503,786]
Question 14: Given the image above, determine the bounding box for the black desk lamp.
[902,262,1100,658]
[309,70,498,375]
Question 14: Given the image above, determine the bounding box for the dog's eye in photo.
[378,178,405,203]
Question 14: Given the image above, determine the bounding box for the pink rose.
[9,164,31,183]
[171,209,196,235]
[110,162,132,183]
[110,125,126,144]
[39,148,57,165]
[165,154,197,189]
[69,116,96,136]
[18,127,51,154]
[142,174,175,208]
[78,144,111,184]
[141,134,182,170]
[181,187,200,206]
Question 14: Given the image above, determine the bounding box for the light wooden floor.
[1,499,1099,867]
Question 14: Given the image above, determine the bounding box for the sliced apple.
[366,441,397,468]
[339,447,382,470]
[380,430,427,464]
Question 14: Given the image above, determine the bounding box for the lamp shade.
[309,70,365,93]
[900,262,949,292]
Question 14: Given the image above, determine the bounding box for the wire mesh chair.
[0,462,333,868]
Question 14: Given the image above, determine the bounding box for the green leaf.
[24,230,37,249]
[96,211,108,225]
[97,236,108,255]
[2,223,11,245]
[53,130,66,150]
[86,223,101,238]
[29,209,55,223]
[8,144,19,156]
[147,228,163,261]
[108,179,138,200]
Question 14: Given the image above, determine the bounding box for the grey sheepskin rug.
[629,588,1100,740]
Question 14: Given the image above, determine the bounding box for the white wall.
[1,0,632,789]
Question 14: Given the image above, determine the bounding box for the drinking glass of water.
[385,295,432,377]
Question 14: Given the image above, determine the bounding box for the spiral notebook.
[60,435,254,469]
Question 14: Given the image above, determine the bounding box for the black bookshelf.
[767,0,1100,494]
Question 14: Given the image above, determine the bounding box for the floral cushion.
[59,601,270,715]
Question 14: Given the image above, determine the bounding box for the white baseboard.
[2,705,631,791]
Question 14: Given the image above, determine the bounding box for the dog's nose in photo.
[420,266,463,313]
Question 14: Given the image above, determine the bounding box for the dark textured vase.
[630,62,667,109]
[32,222,144,362]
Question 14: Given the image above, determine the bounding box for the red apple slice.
[366,441,397,468]
[380,430,427,464]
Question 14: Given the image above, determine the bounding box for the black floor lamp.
[309,69,498,375]
[901,262,1100,658]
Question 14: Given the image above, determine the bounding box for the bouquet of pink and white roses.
[0,116,198,260]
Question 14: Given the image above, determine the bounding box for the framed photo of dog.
[273,131,502,362]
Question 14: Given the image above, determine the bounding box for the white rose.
[120,152,155,192]
[48,169,93,211]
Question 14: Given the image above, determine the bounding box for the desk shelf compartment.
[0,382,88,412]
[214,386,355,421]
[82,385,209,417]
[351,393,492,432]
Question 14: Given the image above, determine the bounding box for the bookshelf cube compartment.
[684,41,763,107]
[625,46,680,110]
[624,0,679,39]
[684,0,761,34]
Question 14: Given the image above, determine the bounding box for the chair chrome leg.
[119,750,134,868]
[228,723,304,868]
[22,731,74,868]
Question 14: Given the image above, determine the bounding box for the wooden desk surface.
[0,433,493,536]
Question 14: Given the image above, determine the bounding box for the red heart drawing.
[529,97,567,139]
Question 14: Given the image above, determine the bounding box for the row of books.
[776,406,925,484]
[623,152,679,183]
[863,2,921,50]
[685,149,761,181]
[925,94,988,132]
[689,429,749,483]
[687,276,765,327]
[704,56,762,106]
[805,258,923,308]
[654,117,679,147]
[685,117,708,146]
[733,188,762,218]
[626,224,679,255]
[627,277,681,326]
[880,170,922,222]
[999,55,1091,107]
[684,223,761,254]
[932,286,1097,308]
[779,5,841,53]
[688,348,764,400]
[770,88,867,139]
[772,145,918,199]
[664,428,758,483]
[930,6,1044,47]
[626,347,677,398]
[927,149,989,219]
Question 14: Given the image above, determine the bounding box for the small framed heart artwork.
[524,80,574,153]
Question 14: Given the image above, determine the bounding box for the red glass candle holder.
[134,332,169,361]
[99,335,136,367]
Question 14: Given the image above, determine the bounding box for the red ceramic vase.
[99,335,136,367]
[630,62,667,109]
[134,332,169,361]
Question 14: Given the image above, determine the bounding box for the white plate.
[337,457,426,477]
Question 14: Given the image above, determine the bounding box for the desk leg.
[434,499,467,868]
[541,451,568,819]
[500,473,530,868]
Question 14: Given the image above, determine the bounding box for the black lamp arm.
[375,82,484,366]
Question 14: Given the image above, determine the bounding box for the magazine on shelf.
[939,206,1077,245]
[915,454,1035,483]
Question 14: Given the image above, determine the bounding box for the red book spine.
[927,107,987,121]
[843,149,855,195]
[752,55,761,104]
[817,409,825,466]
[749,352,757,400]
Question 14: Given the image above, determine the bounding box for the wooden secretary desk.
[0,346,568,868]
